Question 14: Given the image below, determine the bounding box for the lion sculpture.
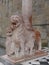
[5,14,41,59]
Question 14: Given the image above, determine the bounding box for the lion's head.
[10,15,23,30]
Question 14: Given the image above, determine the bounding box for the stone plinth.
[0,50,47,64]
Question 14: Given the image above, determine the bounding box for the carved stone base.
[0,50,47,64]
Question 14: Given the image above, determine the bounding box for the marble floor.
[21,55,49,65]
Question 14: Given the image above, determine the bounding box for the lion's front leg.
[14,40,20,58]
[15,46,20,58]
[20,40,25,57]
[25,44,29,55]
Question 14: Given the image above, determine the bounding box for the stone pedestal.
[0,50,47,64]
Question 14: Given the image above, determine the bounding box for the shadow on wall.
[0,36,6,56]
[0,46,6,56]
[0,36,6,48]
